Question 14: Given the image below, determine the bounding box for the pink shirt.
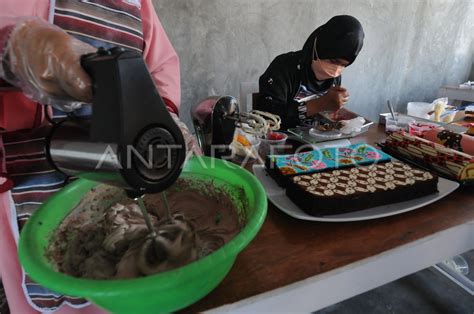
[0,1,181,313]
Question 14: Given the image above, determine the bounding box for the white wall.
[153,0,474,127]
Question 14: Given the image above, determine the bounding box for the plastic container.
[407,102,434,119]
[385,115,415,134]
[440,111,456,123]
[259,132,288,159]
[231,128,261,160]
[443,255,469,275]
[18,156,267,314]
[379,113,391,125]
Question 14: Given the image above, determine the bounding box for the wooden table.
[184,125,474,313]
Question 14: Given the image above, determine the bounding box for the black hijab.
[257,15,365,129]
[301,15,365,90]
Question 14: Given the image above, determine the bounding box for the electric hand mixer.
[45,47,186,236]
[191,96,281,157]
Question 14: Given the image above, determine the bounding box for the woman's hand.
[306,86,349,116]
[4,18,96,111]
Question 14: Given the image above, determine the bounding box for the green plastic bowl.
[19,156,267,313]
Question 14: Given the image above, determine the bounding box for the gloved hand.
[306,86,349,116]
[318,86,349,111]
[1,18,95,111]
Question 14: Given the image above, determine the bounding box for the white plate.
[252,164,460,222]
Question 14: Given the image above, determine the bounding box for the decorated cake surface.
[421,129,474,156]
[466,105,474,120]
[384,131,474,182]
[265,144,392,186]
[291,161,434,197]
[286,161,438,216]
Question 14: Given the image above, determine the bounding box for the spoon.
[387,100,397,125]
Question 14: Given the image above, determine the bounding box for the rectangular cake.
[384,131,474,182]
[286,161,439,216]
[265,144,392,187]
[466,105,474,121]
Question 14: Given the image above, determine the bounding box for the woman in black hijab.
[255,15,365,130]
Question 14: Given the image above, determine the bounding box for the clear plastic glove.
[1,18,95,111]
[319,86,349,111]
[306,86,349,116]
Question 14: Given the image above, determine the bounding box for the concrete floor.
[317,251,474,314]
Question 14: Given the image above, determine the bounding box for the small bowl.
[18,156,267,313]
[259,132,288,158]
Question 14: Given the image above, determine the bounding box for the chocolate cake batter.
[47,179,245,279]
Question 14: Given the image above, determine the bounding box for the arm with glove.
[0,18,95,111]
[0,13,201,155]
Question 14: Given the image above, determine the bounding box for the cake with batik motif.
[265,144,392,187]
[466,105,474,121]
[286,161,438,216]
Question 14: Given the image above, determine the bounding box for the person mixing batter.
[0,1,199,312]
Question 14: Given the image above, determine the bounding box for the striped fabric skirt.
[2,108,90,311]
[1,0,145,311]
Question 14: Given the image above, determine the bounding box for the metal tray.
[288,108,374,144]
